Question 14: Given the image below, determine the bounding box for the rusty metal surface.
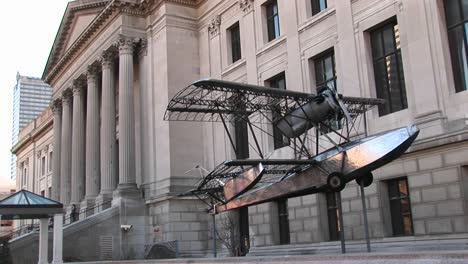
[223,163,264,201]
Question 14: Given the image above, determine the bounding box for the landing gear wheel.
[327,172,345,192]
[356,172,374,187]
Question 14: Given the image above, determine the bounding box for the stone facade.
[12,0,468,260]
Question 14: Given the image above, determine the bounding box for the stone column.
[52,214,64,264]
[138,40,154,189]
[51,99,62,202]
[70,80,86,208]
[82,65,101,214]
[97,51,117,208]
[38,218,48,264]
[116,36,138,194]
[60,90,73,205]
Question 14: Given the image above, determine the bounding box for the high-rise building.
[11,72,52,179]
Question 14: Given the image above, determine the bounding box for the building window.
[265,0,280,42]
[266,72,290,149]
[48,152,53,172]
[370,19,408,116]
[387,177,413,236]
[444,0,468,92]
[41,156,46,175]
[228,22,242,63]
[314,49,340,131]
[311,0,327,16]
[48,187,52,198]
[326,192,341,241]
[23,167,27,186]
[40,190,45,197]
[277,198,290,244]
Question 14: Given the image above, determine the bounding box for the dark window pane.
[382,27,395,55]
[230,23,242,63]
[326,192,340,241]
[277,199,290,245]
[314,60,324,84]
[373,59,390,115]
[371,31,383,59]
[445,0,462,27]
[388,178,413,237]
[266,0,280,41]
[371,20,408,116]
[267,73,290,149]
[447,25,468,92]
[324,56,334,80]
[312,0,327,16]
[463,0,468,20]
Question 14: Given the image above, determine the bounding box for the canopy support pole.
[38,218,48,264]
[52,214,63,264]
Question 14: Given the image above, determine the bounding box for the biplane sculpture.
[165,79,419,214]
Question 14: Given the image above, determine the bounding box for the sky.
[0,0,69,185]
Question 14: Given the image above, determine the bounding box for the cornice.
[44,0,205,84]
[11,112,54,155]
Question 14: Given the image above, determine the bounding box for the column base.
[80,197,97,219]
[95,192,114,212]
[114,183,140,199]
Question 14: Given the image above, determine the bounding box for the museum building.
[9,0,468,261]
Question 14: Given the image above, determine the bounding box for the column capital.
[51,99,62,114]
[208,15,221,38]
[72,79,86,96]
[138,39,147,58]
[87,65,100,80]
[116,35,138,55]
[100,50,115,69]
[62,89,73,104]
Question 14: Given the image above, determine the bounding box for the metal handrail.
[0,199,113,241]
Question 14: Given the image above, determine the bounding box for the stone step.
[247,233,468,257]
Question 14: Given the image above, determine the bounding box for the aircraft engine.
[274,87,343,138]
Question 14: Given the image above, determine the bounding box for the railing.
[0,223,39,241]
[0,199,113,241]
[63,199,112,225]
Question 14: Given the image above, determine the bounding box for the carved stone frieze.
[239,0,254,14]
[208,15,221,38]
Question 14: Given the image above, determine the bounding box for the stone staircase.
[247,233,468,256]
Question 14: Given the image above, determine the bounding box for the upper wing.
[164,78,384,123]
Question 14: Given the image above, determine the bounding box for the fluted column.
[60,90,73,205]
[97,50,117,207]
[117,36,138,192]
[138,40,154,187]
[51,99,62,202]
[70,80,86,206]
[82,65,100,212]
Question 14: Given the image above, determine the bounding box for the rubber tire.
[327,172,346,192]
[356,172,374,187]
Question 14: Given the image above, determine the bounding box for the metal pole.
[336,191,346,254]
[212,213,217,258]
[360,183,371,252]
